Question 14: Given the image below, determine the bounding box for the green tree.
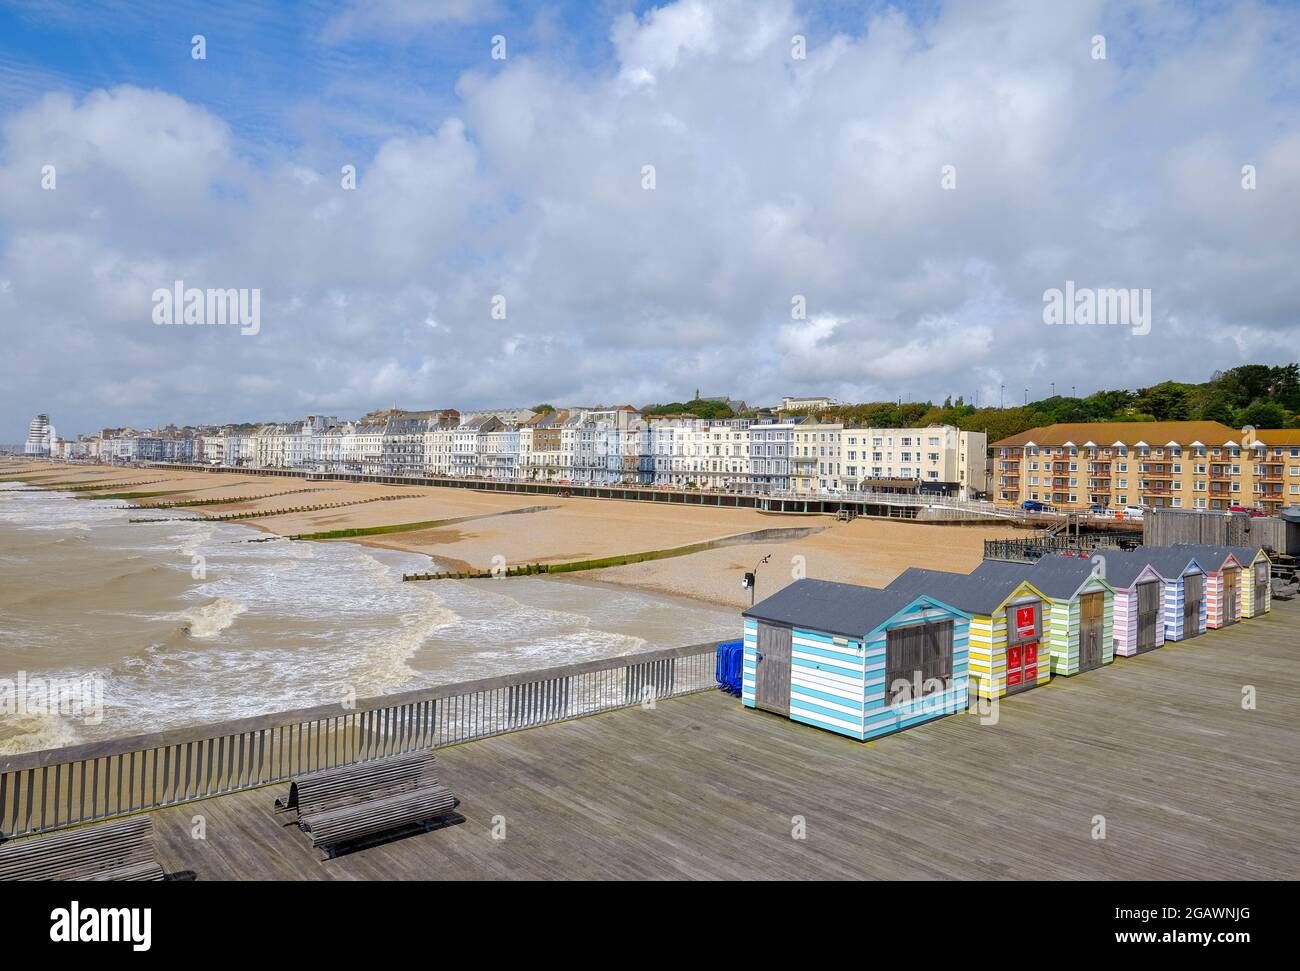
[1235,399,1287,430]
[1080,389,1136,420]
[1135,381,1191,420]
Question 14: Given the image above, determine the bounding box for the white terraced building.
[424,421,456,477]
[649,418,752,489]
[748,422,799,493]
[480,426,521,480]
[65,405,988,498]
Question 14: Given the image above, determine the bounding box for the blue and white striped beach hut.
[1135,547,1208,641]
[1092,549,1168,657]
[741,579,970,741]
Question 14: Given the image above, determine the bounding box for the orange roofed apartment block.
[992,423,1300,514]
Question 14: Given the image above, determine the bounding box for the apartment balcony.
[1140,483,1173,495]
[1208,468,1234,481]
[1141,467,1173,479]
[1258,468,1284,482]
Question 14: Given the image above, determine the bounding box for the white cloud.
[1,0,1299,439]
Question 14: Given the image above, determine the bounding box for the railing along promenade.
[0,642,717,840]
[85,460,1034,521]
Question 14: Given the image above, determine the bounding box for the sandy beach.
[4,461,1020,607]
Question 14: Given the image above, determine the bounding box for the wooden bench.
[275,750,459,859]
[0,816,167,881]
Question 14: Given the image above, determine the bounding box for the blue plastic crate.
[715,640,744,696]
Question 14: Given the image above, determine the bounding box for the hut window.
[885,621,954,704]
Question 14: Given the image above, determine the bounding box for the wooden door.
[1079,592,1104,672]
[755,623,792,715]
[1136,581,1161,652]
[1254,561,1269,617]
[1223,568,1239,625]
[1183,573,1203,637]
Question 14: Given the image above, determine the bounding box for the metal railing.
[983,535,1134,562]
[0,641,718,840]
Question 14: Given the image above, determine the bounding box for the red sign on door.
[1025,642,1038,681]
[1015,606,1036,639]
[1007,644,1023,686]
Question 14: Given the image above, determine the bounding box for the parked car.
[1021,500,1045,511]
[1248,508,1269,518]
[1123,505,1145,520]
[1229,505,1249,514]
[1088,504,1108,515]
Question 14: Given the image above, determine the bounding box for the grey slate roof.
[1134,546,1206,580]
[988,554,1107,601]
[968,559,1033,586]
[1087,549,1159,589]
[742,579,933,639]
[1172,543,1265,568]
[887,566,1031,615]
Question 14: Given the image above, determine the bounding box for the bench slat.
[274,750,457,858]
[0,816,166,881]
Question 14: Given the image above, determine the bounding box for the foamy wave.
[172,525,215,557]
[355,599,461,691]
[177,597,247,638]
[0,712,82,756]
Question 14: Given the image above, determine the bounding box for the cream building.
[783,423,987,498]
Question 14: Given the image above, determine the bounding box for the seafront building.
[992,422,1300,514]
[45,403,991,498]
[24,414,51,456]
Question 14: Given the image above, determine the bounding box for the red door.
[1005,603,1041,692]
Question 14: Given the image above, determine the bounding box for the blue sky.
[0,1,929,157]
[0,0,1298,440]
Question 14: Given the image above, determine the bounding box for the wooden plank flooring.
[150,600,1300,879]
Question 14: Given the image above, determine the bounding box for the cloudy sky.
[0,0,1297,440]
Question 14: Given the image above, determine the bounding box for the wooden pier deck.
[148,601,1300,880]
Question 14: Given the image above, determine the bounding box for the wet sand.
[6,461,1018,608]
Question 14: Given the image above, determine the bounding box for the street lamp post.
[741,553,772,606]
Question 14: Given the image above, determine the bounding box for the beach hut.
[1136,547,1208,642]
[1171,545,1246,629]
[971,556,1116,676]
[741,579,970,741]
[887,567,1052,700]
[1093,549,1167,657]
[1235,547,1273,618]
[1173,544,1270,624]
